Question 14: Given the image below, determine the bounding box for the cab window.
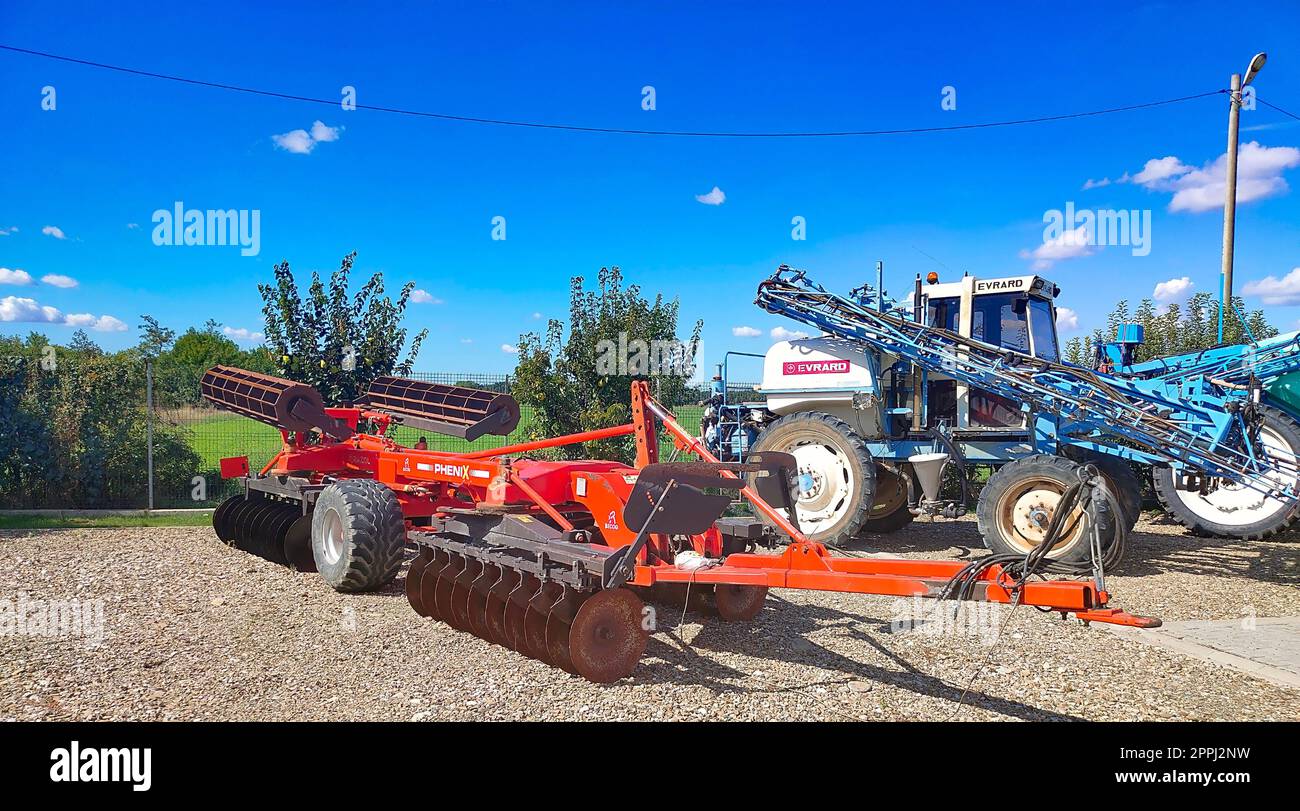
[970,293,1030,353]
[1027,298,1059,361]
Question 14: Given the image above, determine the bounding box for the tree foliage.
[512,266,703,462]
[258,252,428,403]
[1063,292,1278,366]
[0,332,200,509]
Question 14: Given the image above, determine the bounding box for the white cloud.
[272,120,343,154]
[1130,143,1300,213]
[410,289,442,304]
[1153,276,1194,303]
[126,223,140,230]
[65,313,128,332]
[1242,267,1300,305]
[0,268,34,285]
[732,325,762,337]
[41,273,78,289]
[1,294,123,330]
[1019,225,1096,270]
[222,325,265,343]
[1056,307,1079,331]
[770,326,809,341]
[695,186,726,205]
[532,312,542,319]
[1082,178,1110,190]
[42,225,67,240]
[0,296,62,323]
[460,338,473,344]
[309,120,340,143]
[501,343,519,354]
[0,226,17,236]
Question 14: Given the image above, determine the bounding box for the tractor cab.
[917,274,1061,431]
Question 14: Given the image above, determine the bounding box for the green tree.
[512,266,703,462]
[258,251,427,403]
[1085,293,1279,365]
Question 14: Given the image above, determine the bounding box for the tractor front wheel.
[311,479,407,592]
[860,466,915,534]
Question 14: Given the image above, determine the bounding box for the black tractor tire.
[861,466,915,534]
[976,455,1120,567]
[1152,404,1300,540]
[749,411,876,547]
[310,479,407,592]
[1063,449,1143,534]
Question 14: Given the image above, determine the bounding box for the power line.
[1257,97,1300,122]
[1,43,1226,138]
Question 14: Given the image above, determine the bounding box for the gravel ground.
[1,515,1297,722]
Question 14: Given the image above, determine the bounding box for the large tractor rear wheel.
[860,466,915,534]
[311,479,407,592]
[749,412,876,547]
[1063,449,1143,534]
[1152,404,1300,540]
[976,455,1122,567]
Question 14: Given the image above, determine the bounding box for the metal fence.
[3,370,759,511]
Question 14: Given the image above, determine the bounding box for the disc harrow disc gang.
[485,568,520,647]
[523,583,564,664]
[449,558,483,631]
[418,549,450,622]
[435,554,465,629]
[568,588,649,684]
[212,495,241,542]
[282,513,316,572]
[466,563,499,641]
[714,584,769,622]
[406,547,436,616]
[504,573,540,652]
[545,589,583,674]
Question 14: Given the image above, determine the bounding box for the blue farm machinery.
[701,266,1300,566]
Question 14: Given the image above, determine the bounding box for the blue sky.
[3,0,1300,374]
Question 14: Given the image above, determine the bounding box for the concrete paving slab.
[1105,616,1300,690]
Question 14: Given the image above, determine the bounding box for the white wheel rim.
[1172,424,1297,528]
[772,434,857,535]
[322,511,345,565]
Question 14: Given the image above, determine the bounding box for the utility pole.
[1219,52,1268,343]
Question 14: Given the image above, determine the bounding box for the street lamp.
[1219,51,1268,343]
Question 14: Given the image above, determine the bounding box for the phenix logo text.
[152,202,260,257]
[50,741,152,792]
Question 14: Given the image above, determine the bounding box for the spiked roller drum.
[200,365,353,440]
[363,376,520,441]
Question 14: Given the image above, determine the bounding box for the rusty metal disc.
[503,573,538,652]
[545,590,583,674]
[212,495,242,542]
[484,568,519,646]
[568,588,649,684]
[435,555,465,628]
[466,564,498,641]
[406,547,436,616]
[449,558,482,632]
[419,549,449,622]
[282,512,316,572]
[523,583,562,663]
[713,584,769,622]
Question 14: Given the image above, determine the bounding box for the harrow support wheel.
[406,547,436,616]
[714,584,769,622]
[311,479,406,593]
[569,588,649,684]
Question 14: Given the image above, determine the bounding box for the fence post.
[146,358,155,512]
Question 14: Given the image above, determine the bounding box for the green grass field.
[0,513,213,530]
